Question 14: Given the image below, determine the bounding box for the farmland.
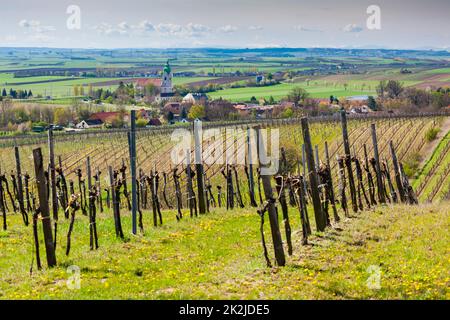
[1,47,450,102]
[0,47,449,302]
[0,112,449,300]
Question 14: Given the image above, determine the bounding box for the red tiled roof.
[148,118,162,126]
[89,112,124,122]
[163,102,182,114]
[135,78,162,88]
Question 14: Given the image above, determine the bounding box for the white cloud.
[94,23,125,36]
[136,20,155,32]
[118,22,130,30]
[93,21,212,38]
[294,25,323,32]
[249,25,263,31]
[219,25,238,33]
[343,24,363,33]
[18,19,55,33]
[156,23,183,35]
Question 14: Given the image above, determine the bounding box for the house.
[233,103,273,118]
[89,112,129,123]
[76,119,104,129]
[147,118,162,126]
[134,78,162,91]
[256,75,264,84]
[136,109,152,120]
[346,95,369,103]
[182,93,208,105]
[349,105,371,114]
[134,60,174,102]
[163,102,182,115]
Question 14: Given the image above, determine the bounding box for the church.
[134,60,174,102]
[159,60,174,101]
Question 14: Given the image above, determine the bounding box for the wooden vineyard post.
[315,145,320,171]
[109,166,124,239]
[301,144,308,198]
[255,127,285,267]
[301,118,326,232]
[389,141,406,203]
[193,119,206,214]
[340,110,358,213]
[247,127,257,207]
[48,129,58,249]
[277,148,293,255]
[130,110,137,235]
[0,176,6,230]
[364,144,377,205]
[185,150,198,218]
[86,157,98,250]
[48,129,58,221]
[325,141,339,222]
[14,146,28,226]
[32,148,56,268]
[371,124,386,204]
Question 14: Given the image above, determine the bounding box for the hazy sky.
[1,0,449,49]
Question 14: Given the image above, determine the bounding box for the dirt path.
[419,116,450,167]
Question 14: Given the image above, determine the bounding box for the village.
[69,60,375,131]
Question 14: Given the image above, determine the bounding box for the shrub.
[403,152,421,178]
[136,118,149,128]
[425,127,440,142]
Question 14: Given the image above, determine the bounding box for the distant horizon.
[1,46,449,52]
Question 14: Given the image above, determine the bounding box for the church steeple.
[163,60,171,74]
[160,59,173,99]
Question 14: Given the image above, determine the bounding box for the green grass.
[0,201,448,300]
[0,76,214,98]
[208,82,375,101]
[413,131,450,190]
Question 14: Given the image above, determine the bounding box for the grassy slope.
[208,82,373,101]
[0,202,448,300]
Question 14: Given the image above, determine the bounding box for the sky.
[0,0,449,49]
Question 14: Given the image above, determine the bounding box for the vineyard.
[0,112,449,299]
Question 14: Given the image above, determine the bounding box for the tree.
[367,96,378,111]
[54,108,74,126]
[1,89,6,96]
[136,118,149,128]
[109,115,125,128]
[376,80,387,98]
[28,90,33,98]
[167,111,174,122]
[287,87,309,106]
[188,105,206,120]
[386,80,404,99]
[281,107,294,118]
[180,107,188,119]
[88,84,93,97]
[144,83,160,97]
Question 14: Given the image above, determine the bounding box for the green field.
[1,76,214,97]
[208,82,375,101]
[0,48,449,101]
[1,202,448,299]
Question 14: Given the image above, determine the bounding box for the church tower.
[160,60,174,99]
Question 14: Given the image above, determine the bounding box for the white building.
[157,60,174,102]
